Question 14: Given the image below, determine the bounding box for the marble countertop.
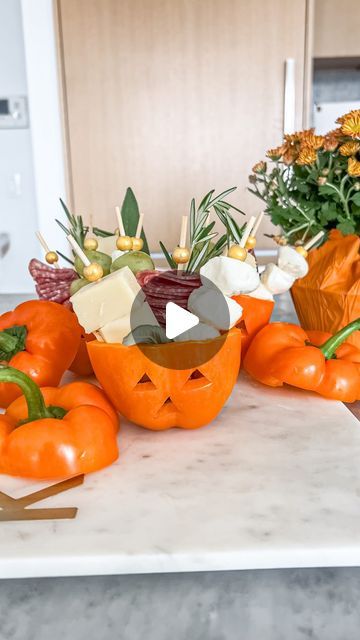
[0,293,359,580]
[0,372,359,579]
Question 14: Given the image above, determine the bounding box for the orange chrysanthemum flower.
[282,149,298,165]
[266,146,285,160]
[348,156,360,177]
[339,141,360,156]
[323,128,342,151]
[340,110,360,139]
[301,131,324,150]
[252,161,267,173]
[296,145,317,166]
[337,110,359,125]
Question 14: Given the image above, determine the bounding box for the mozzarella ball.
[188,286,243,330]
[278,245,309,278]
[260,263,295,295]
[200,256,259,296]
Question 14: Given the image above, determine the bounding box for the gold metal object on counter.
[0,474,84,522]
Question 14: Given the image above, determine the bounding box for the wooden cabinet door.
[58,0,306,250]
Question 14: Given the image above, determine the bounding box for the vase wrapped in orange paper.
[291,230,360,350]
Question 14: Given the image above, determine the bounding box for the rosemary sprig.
[160,188,244,272]
[56,198,87,248]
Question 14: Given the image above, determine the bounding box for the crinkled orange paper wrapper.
[291,230,360,349]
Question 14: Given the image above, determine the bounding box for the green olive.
[110,251,155,275]
[74,250,111,277]
[70,278,89,296]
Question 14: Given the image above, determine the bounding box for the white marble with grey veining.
[0,366,359,579]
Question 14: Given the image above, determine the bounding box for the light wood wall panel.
[58,0,306,250]
[314,0,360,58]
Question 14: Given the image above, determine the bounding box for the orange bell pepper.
[243,319,360,402]
[69,331,95,377]
[88,329,241,430]
[0,365,119,479]
[232,294,274,356]
[0,300,81,407]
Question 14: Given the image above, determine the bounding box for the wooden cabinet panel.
[314,0,360,58]
[58,0,306,250]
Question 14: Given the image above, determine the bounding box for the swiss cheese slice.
[70,266,140,333]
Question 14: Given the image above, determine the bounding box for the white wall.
[0,0,39,293]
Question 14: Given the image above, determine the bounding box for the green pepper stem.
[0,331,18,353]
[0,365,59,422]
[319,318,360,360]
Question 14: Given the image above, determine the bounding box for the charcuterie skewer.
[228,215,256,261]
[132,213,144,251]
[35,231,60,268]
[67,235,103,282]
[115,205,132,251]
[172,216,190,272]
[84,214,98,251]
[296,230,325,258]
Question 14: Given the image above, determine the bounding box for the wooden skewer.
[115,206,126,236]
[251,211,264,237]
[135,213,144,239]
[35,231,60,268]
[67,235,91,266]
[178,215,188,272]
[239,216,256,248]
[304,230,325,251]
[88,214,94,236]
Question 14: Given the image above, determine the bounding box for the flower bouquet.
[249,109,360,345]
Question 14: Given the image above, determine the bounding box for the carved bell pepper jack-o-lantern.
[232,294,274,356]
[88,329,241,430]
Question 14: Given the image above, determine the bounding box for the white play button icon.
[165,302,199,340]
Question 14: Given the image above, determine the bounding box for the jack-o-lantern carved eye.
[236,318,248,336]
[185,369,211,389]
[135,373,156,390]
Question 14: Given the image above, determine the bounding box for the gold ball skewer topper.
[35,231,60,268]
[228,215,256,262]
[83,262,103,281]
[244,211,265,250]
[115,205,133,251]
[295,230,325,260]
[131,213,144,251]
[172,216,189,270]
[84,214,99,251]
[67,235,103,283]
[45,251,59,265]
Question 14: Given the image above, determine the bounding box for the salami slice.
[29,258,78,306]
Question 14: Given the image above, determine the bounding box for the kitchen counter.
[1,293,360,640]
[0,373,359,580]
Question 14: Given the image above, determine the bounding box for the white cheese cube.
[278,245,309,278]
[174,322,220,343]
[260,263,295,295]
[96,235,118,255]
[200,256,259,296]
[99,315,131,343]
[188,286,243,331]
[70,266,141,333]
[99,301,159,343]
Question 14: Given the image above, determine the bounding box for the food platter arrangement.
[0,187,359,481]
